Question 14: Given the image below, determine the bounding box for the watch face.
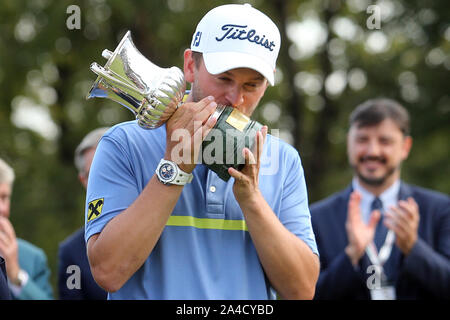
[159,163,175,181]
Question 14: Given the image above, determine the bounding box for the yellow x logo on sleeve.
[87,198,104,222]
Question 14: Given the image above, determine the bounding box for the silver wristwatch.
[12,269,28,287]
[155,159,193,186]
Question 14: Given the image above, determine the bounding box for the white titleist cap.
[190,3,281,86]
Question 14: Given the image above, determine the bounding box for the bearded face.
[347,119,412,189]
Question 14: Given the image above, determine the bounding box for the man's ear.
[183,49,195,83]
[402,135,413,161]
[78,173,88,189]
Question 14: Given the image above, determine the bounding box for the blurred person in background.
[0,157,53,300]
[58,127,108,300]
[310,98,450,300]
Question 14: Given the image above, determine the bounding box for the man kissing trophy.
[87,31,263,181]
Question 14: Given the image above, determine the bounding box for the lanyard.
[365,229,395,274]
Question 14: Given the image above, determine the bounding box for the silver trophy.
[86,31,264,181]
[86,31,186,129]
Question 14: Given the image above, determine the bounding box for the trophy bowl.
[86,31,185,129]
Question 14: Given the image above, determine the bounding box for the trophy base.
[202,106,263,181]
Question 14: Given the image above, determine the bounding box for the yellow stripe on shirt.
[166,215,248,231]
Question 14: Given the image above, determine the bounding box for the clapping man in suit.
[58,128,108,300]
[0,158,53,299]
[310,98,450,299]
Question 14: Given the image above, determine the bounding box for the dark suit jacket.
[58,227,107,300]
[310,182,450,300]
[0,256,11,300]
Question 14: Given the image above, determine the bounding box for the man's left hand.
[384,197,420,255]
[228,126,267,208]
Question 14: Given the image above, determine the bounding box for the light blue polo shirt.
[85,120,318,300]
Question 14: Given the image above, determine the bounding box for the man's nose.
[225,86,244,107]
[366,140,381,155]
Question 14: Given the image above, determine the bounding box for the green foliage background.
[0,0,448,297]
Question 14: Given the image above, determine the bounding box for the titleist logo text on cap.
[215,24,276,52]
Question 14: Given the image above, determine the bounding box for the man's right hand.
[0,217,20,282]
[164,96,217,174]
[345,191,381,266]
